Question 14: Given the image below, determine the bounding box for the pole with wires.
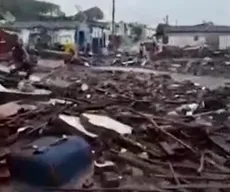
[112,0,115,35]
[111,0,116,50]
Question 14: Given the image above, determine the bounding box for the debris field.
[1,64,230,191]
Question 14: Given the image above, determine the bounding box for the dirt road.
[92,66,230,89]
[1,58,229,89]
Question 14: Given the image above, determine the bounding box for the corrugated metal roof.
[166,24,230,33]
[0,20,108,30]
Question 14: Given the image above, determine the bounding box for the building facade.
[156,23,230,50]
[1,20,108,53]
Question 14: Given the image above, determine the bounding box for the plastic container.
[8,136,92,186]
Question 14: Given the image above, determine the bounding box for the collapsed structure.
[0,59,230,191]
[1,15,230,191]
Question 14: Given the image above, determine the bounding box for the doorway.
[78,31,85,51]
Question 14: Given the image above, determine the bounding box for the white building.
[113,21,155,41]
[2,21,108,47]
[157,23,230,50]
[145,27,155,39]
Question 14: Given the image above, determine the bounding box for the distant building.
[0,20,109,53]
[110,21,155,40]
[156,23,230,50]
[145,27,156,39]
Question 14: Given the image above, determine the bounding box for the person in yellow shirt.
[64,40,72,53]
[63,40,78,64]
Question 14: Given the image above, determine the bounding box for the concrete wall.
[168,33,230,50]
[19,26,106,45]
[168,34,206,47]
[53,29,75,44]
[206,34,219,49]
[145,28,155,39]
[219,35,230,49]
[103,28,110,46]
[19,29,30,44]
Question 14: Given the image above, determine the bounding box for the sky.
[44,0,230,26]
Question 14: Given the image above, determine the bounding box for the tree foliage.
[74,6,104,21]
[0,0,63,20]
[0,1,104,22]
[74,12,87,22]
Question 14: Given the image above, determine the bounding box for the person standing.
[63,41,79,64]
[8,38,34,79]
[139,43,144,58]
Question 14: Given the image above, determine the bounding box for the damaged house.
[1,20,108,53]
[156,23,230,50]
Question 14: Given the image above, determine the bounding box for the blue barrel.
[9,136,92,186]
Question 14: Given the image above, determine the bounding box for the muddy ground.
[92,66,230,89]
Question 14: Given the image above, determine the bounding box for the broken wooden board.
[0,84,51,102]
[80,113,132,135]
[58,114,97,138]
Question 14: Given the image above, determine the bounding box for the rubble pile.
[30,68,230,191]
[2,65,230,191]
[152,46,226,59]
[143,46,230,78]
[87,47,230,79]
[148,56,230,78]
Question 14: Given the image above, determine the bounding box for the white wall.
[168,34,206,47]
[19,26,107,46]
[18,28,75,45]
[92,27,103,38]
[103,28,111,46]
[55,27,104,45]
[19,29,30,44]
[167,33,230,50]
[54,29,75,44]
[219,35,230,49]
[145,28,155,39]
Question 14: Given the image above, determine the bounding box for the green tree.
[74,6,104,21]
[0,0,62,20]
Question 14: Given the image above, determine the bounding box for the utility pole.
[112,0,115,35]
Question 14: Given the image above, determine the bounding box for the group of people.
[139,41,161,60]
[8,37,159,79]
[8,38,79,79]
